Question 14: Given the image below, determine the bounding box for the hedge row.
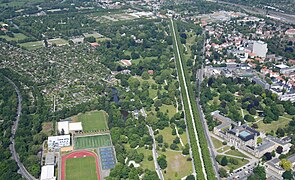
[170,19,215,180]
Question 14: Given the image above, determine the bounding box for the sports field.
[73,110,108,132]
[48,38,68,46]
[20,41,43,50]
[62,151,100,180]
[75,135,112,149]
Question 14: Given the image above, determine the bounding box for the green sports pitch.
[73,110,108,132]
[66,156,98,180]
[74,135,112,149]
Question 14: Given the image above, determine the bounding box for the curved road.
[6,77,36,180]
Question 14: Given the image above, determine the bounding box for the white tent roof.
[69,122,83,131]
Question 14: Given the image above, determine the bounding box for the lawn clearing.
[211,136,223,149]
[73,110,108,132]
[20,41,43,50]
[217,146,230,153]
[75,135,111,149]
[66,156,98,180]
[158,127,178,147]
[0,33,28,41]
[136,147,154,170]
[225,150,249,158]
[216,155,249,171]
[159,104,176,119]
[256,115,293,133]
[159,150,193,179]
[48,38,68,46]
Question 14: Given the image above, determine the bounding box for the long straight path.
[170,19,208,180]
[6,77,37,180]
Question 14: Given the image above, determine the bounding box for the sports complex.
[57,110,116,180]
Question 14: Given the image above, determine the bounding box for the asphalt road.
[6,77,36,180]
[147,125,164,180]
[171,18,208,179]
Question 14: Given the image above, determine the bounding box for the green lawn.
[158,127,178,147]
[96,37,111,42]
[216,155,249,171]
[48,38,68,46]
[256,115,293,133]
[131,56,157,65]
[136,147,154,170]
[75,135,111,149]
[159,150,193,179]
[20,41,43,50]
[66,156,98,180]
[225,150,249,158]
[73,110,108,132]
[211,136,223,149]
[159,104,176,119]
[179,131,188,145]
[217,146,230,153]
[0,33,27,41]
[149,89,158,99]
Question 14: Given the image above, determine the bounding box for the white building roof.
[58,121,69,134]
[275,64,289,69]
[40,165,56,180]
[69,122,83,131]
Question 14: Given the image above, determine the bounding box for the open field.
[96,37,111,42]
[216,155,249,171]
[217,146,230,153]
[20,41,43,50]
[66,157,98,180]
[62,151,100,180]
[160,104,176,119]
[211,136,223,149]
[0,33,28,41]
[75,135,111,149]
[256,115,293,133]
[159,150,193,179]
[136,147,154,170]
[0,0,45,7]
[73,110,108,132]
[225,150,249,158]
[48,38,68,46]
[158,127,178,147]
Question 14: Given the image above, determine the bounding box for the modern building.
[40,165,56,180]
[48,135,70,150]
[69,122,83,133]
[245,40,268,58]
[57,121,83,134]
[58,121,69,134]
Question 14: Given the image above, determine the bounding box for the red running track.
[61,150,100,180]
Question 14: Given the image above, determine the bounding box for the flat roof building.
[58,121,69,135]
[58,121,83,134]
[69,122,83,133]
[48,135,70,150]
[45,152,55,165]
[40,165,56,180]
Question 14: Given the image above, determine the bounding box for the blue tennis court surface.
[99,147,116,170]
